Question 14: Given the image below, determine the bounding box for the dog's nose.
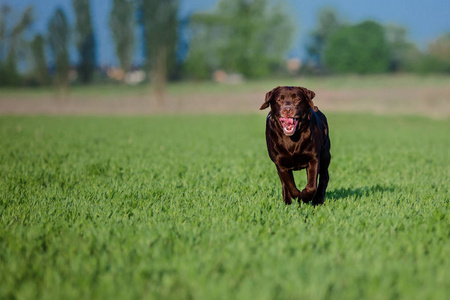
[282,107,294,117]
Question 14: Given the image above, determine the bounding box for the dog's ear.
[299,87,316,109]
[260,86,280,110]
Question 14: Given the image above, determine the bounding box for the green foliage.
[48,8,70,89]
[306,7,345,68]
[0,5,7,59]
[325,21,390,74]
[185,0,294,79]
[0,113,449,299]
[73,0,97,83]
[110,0,135,73]
[29,34,49,85]
[139,0,179,79]
[384,24,420,72]
[0,5,33,86]
[314,13,449,75]
[0,54,21,87]
[415,33,450,74]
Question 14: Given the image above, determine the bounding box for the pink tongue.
[280,117,294,126]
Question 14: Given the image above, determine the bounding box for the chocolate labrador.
[260,86,331,205]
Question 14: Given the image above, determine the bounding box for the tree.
[30,34,49,85]
[0,5,10,61]
[0,5,33,86]
[185,0,294,79]
[421,33,450,73]
[306,7,344,69]
[73,0,97,83]
[110,0,135,75]
[324,20,390,74]
[48,8,70,89]
[139,0,179,100]
[384,24,419,72]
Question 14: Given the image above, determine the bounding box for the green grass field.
[0,113,449,299]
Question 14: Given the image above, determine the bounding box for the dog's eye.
[276,98,283,103]
[293,98,300,103]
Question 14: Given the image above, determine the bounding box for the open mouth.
[279,117,299,136]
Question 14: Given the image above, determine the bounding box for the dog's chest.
[276,140,311,169]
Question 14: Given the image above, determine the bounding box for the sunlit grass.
[0,113,449,299]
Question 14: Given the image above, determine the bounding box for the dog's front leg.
[276,166,301,204]
[301,159,319,203]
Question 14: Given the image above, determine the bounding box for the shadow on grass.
[327,184,395,202]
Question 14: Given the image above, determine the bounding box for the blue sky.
[4,0,450,66]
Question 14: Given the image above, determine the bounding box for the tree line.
[305,8,450,74]
[0,0,449,88]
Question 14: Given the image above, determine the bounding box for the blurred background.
[0,0,449,116]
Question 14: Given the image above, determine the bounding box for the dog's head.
[260,86,316,136]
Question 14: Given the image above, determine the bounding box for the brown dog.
[260,86,331,205]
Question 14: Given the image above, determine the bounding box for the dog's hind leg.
[312,154,330,205]
[312,169,328,205]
